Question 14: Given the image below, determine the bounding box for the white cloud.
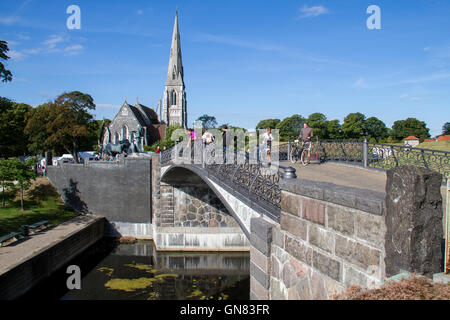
[42,35,64,49]
[400,93,423,101]
[0,15,20,25]
[353,77,366,88]
[97,104,120,109]
[9,50,26,61]
[64,44,83,55]
[298,5,330,19]
[424,46,431,52]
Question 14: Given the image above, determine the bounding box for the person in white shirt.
[261,128,274,163]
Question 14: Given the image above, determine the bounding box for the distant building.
[100,10,188,148]
[403,136,420,147]
[437,135,450,142]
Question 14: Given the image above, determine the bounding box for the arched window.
[172,90,177,105]
[115,133,120,144]
[131,132,135,143]
[122,125,128,141]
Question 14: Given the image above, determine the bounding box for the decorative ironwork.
[161,144,295,221]
[367,142,450,180]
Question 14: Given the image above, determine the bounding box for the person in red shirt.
[156,146,161,154]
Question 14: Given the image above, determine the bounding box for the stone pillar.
[384,166,443,277]
[151,154,161,224]
[250,217,273,300]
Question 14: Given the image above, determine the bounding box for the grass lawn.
[418,140,450,152]
[0,177,79,237]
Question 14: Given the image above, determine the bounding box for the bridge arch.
[160,165,261,239]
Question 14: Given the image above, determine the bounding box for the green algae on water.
[98,267,114,277]
[105,277,159,292]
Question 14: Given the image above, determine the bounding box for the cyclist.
[298,122,313,164]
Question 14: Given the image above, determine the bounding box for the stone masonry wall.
[250,167,444,300]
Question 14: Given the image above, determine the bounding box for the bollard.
[363,138,368,168]
[282,166,297,179]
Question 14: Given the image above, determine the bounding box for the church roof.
[128,104,149,127]
[135,103,159,124]
[165,11,184,87]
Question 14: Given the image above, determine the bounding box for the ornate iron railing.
[160,144,296,221]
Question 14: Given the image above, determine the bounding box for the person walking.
[261,128,274,163]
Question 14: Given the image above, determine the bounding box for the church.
[100,11,188,148]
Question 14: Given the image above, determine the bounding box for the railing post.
[287,139,291,162]
[282,167,297,179]
[363,138,368,168]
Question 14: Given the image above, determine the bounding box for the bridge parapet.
[250,166,444,300]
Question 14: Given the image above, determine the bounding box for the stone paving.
[281,161,387,193]
[0,215,102,275]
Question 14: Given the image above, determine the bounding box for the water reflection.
[63,241,250,300]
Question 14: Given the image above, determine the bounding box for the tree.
[256,119,281,130]
[196,114,217,129]
[0,159,15,206]
[0,98,32,158]
[443,122,450,135]
[307,113,328,139]
[365,117,389,142]
[9,158,37,211]
[26,91,97,162]
[276,114,305,141]
[342,112,366,139]
[0,40,13,82]
[326,119,342,140]
[390,118,430,142]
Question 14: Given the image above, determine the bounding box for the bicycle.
[300,141,312,166]
[289,140,301,163]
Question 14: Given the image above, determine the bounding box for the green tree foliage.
[326,119,342,140]
[25,92,97,162]
[0,159,15,206]
[256,119,281,130]
[443,122,450,135]
[196,114,217,129]
[390,118,430,142]
[307,113,328,139]
[276,114,305,141]
[342,112,366,139]
[0,40,12,82]
[365,117,389,142]
[0,98,32,158]
[8,158,37,210]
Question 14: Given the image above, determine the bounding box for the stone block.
[289,257,308,278]
[288,287,300,300]
[280,179,325,200]
[281,192,301,217]
[282,262,297,289]
[251,246,270,273]
[250,217,274,242]
[295,276,311,300]
[272,245,289,264]
[250,262,270,289]
[168,234,184,246]
[310,270,327,300]
[271,256,281,278]
[251,234,271,256]
[355,211,384,248]
[324,187,356,209]
[250,276,269,300]
[335,234,380,272]
[272,227,284,248]
[308,225,334,253]
[327,205,355,236]
[344,265,368,288]
[302,199,325,225]
[280,213,307,240]
[312,250,341,281]
[384,166,443,277]
[284,235,312,266]
[270,278,286,300]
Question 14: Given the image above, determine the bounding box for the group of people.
[167,122,314,164]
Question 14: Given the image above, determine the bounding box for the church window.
[115,133,120,144]
[122,125,128,141]
[172,91,177,105]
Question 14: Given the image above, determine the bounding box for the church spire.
[166,10,184,86]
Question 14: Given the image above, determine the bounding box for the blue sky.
[1,0,449,137]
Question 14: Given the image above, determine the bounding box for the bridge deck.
[280,161,387,193]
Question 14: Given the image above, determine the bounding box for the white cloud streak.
[298,5,330,19]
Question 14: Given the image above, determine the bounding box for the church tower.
[162,11,187,128]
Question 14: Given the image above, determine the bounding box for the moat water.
[23,238,250,300]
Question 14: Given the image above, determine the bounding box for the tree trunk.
[73,140,79,163]
[20,185,24,211]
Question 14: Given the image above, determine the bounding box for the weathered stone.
[384,166,443,277]
[271,256,281,278]
[324,187,356,209]
[208,220,218,227]
[282,262,298,289]
[251,246,270,273]
[168,234,183,246]
[288,287,300,300]
[250,276,269,300]
[302,198,325,225]
[273,245,289,264]
[281,192,301,217]
[186,212,196,220]
[355,211,384,248]
[312,250,341,281]
[295,276,311,300]
[270,278,286,300]
[251,234,271,256]
[272,227,284,248]
[310,270,327,300]
[327,205,355,236]
[335,234,380,272]
[280,179,325,200]
[289,257,308,278]
[251,217,274,242]
[280,213,307,240]
[284,235,312,265]
[344,265,368,288]
[308,225,334,253]
[250,262,270,289]
[187,204,196,213]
